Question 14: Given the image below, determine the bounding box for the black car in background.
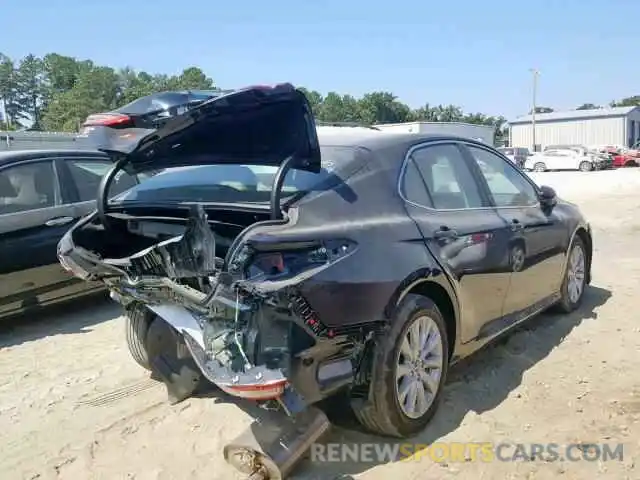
[58,85,594,447]
[0,150,139,319]
[76,89,231,152]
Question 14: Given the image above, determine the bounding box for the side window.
[65,159,137,202]
[0,161,57,215]
[401,159,434,207]
[405,143,484,210]
[466,145,539,208]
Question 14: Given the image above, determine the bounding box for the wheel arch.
[385,270,460,360]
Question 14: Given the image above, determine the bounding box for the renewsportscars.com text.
[310,442,624,463]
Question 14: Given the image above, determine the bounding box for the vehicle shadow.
[0,292,119,349]
[295,284,611,479]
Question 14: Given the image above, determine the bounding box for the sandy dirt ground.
[1,169,639,480]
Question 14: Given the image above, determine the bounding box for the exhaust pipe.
[223,406,331,480]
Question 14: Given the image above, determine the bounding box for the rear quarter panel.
[244,147,453,328]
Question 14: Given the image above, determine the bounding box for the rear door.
[0,159,79,316]
[400,141,515,342]
[29,156,140,306]
[463,143,566,317]
[56,155,139,218]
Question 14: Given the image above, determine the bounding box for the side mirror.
[539,185,557,208]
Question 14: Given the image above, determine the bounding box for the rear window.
[110,146,358,205]
[116,91,218,115]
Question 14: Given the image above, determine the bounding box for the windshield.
[110,145,358,205]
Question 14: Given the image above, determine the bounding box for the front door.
[400,142,515,343]
[464,144,566,318]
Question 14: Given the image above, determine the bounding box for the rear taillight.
[83,113,133,128]
[245,239,357,280]
[218,379,287,401]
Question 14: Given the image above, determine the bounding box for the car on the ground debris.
[58,84,593,440]
[0,149,140,319]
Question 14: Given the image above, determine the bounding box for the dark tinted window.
[116,91,219,115]
[401,159,433,207]
[111,146,358,205]
[405,143,484,209]
[0,161,57,215]
[466,145,538,207]
[65,159,138,202]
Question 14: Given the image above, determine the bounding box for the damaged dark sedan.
[58,84,592,455]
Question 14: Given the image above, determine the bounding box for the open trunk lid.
[85,84,321,174]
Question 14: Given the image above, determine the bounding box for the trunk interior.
[71,206,271,262]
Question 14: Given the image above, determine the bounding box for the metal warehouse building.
[509,106,640,150]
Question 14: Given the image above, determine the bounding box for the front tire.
[353,294,449,438]
[579,161,593,172]
[125,305,154,370]
[554,236,587,313]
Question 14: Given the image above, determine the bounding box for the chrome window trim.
[397,139,543,212]
[464,142,541,209]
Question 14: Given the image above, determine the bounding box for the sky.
[2,0,638,121]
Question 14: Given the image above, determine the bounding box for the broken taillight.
[83,113,134,128]
[246,239,357,279]
[219,379,287,401]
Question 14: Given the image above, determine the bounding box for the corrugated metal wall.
[509,117,626,149]
[626,109,640,147]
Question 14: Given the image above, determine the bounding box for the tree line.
[1,52,639,140]
[0,52,510,140]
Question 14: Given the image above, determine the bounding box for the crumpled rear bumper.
[143,302,289,400]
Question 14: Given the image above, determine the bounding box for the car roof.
[0,149,107,167]
[316,128,490,152]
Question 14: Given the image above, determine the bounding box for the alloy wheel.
[567,243,586,303]
[395,315,444,419]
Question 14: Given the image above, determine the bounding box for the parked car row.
[525,147,612,172]
[595,145,639,168]
[500,144,623,172]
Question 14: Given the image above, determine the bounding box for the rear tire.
[533,162,546,172]
[624,160,638,167]
[553,236,587,313]
[579,161,593,172]
[125,305,154,370]
[353,294,449,438]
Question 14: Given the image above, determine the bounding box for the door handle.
[434,226,458,240]
[510,219,524,232]
[45,216,74,227]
